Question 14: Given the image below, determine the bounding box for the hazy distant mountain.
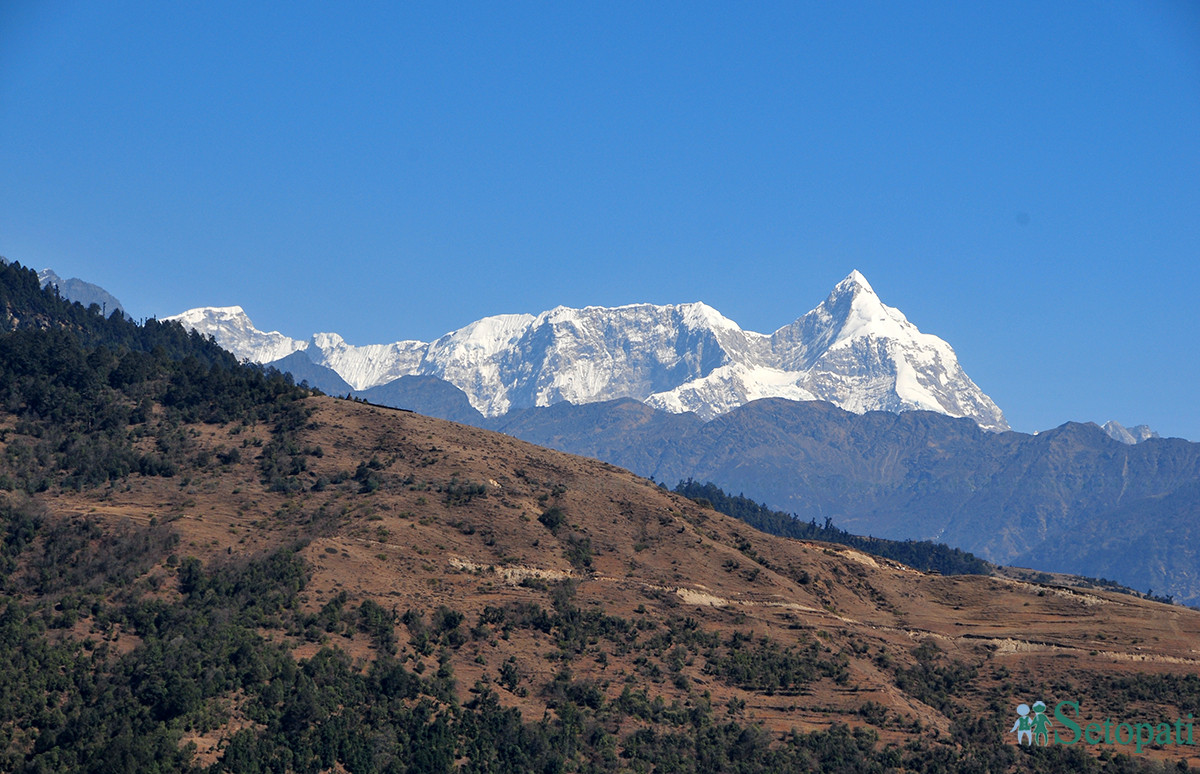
[357,375,487,425]
[37,269,123,315]
[485,397,1200,605]
[168,271,1009,431]
[266,351,353,395]
[1102,420,1159,445]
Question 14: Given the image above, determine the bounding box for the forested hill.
[673,480,991,576]
[0,260,312,492]
[2,260,238,366]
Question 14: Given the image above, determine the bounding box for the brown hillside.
[38,396,1200,767]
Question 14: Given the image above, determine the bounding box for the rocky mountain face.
[167,271,1009,430]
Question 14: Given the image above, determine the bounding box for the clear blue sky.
[2,2,1198,438]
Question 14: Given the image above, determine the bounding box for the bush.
[538,506,566,533]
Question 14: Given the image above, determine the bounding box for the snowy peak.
[1103,421,1160,445]
[806,269,912,348]
[768,270,911,371]
[170,305,249,327]
[823,269,878,308]
[307,333,426,391]
[840,268,873,293]
[311,331,347,349]
[677,301,743,332]
[450,302,746,416]
[761,271,1007,430]
[432,314,536,355]
[164,306,307,364]
[168,271,1009,430]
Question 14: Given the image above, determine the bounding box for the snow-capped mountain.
[1102,421,1159,445]
[645,271,1008,429]
[168,306,307,364]
[166,271,1009,430]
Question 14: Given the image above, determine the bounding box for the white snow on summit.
[307,332,426,391]
[1102,421,1160,445]
[165,306,307,364]
[757,273,1007,428]
[167,272,1010,430]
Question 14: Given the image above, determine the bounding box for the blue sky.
[2,2,1198,438]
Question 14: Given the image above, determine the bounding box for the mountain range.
[162,268,1197,600]
[3,255,1198,770]
[168,271,1010,431]
[18,259,1188,601]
